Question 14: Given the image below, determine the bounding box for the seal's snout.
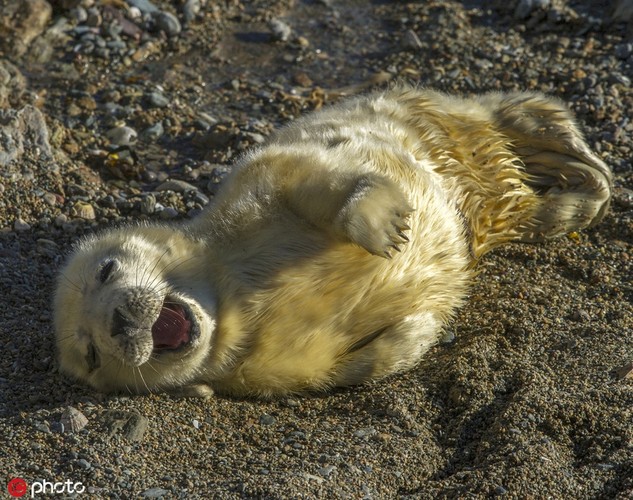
[107,287,162,366]
[111,306,142,337]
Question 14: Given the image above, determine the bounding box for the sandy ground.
[1,0,632,498]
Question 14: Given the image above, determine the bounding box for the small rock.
[317,465,336,478]
[72,201,96,220]
[182,0,200,23]
[353,427,376,439]
[0,0,53,57]
[128,0,159,14]
[140,488,169,498]
[147,91,170,108]
[614,43,633,60]
[441,329,456,343]
[14,218,31,232]
[0,60,27,108]
[259,414,276,426]
[76,459,91,470]
[403,29,423,50]
[571,309,591,322]
[156,179,197,193]
[106,125,137,146]
[613,187,633,209]
[60,406,89,433]
[616,361,633,379]
[34,421,51,433]
[192,419,200,429]
[102,409,149,442]
[0,106,53,166]
[141,122,164,141]
[269,18,291,42]
[494,485,508,495]
[153,11,181,37]
[139,194,156,215]
[514,0,551,20]
[159,206,179,219]
[69,6,88,23]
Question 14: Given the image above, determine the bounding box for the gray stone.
[141,121,164,141]
[403,29,423,50]
[127,0,159,14]
[514,0,551,20]
[0,0,53,57]
[0,106,52,166]
[614,43,633,60]
[183,0,201,23]
[0,59,27,108]
[140,488,169,498]
[259,414,276,426]
[153,11,181,37]
[105,125,137,146]
[269,18,291,42]
[101,409,149,442]
[156,179,197,193]
[147,92,170,108]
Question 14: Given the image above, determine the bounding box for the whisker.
[141,246,173,290]
[145,254,204,293]
[137,367,152,394]
[59,272,82,293]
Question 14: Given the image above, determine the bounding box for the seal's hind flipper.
[482,92,612,242]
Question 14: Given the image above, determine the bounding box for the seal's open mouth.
[151,301,192,351]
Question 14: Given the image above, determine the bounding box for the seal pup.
[54,88,612,398]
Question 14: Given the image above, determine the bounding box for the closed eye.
[86,342,100,372]
[98,259,117,283]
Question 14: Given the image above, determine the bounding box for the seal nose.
[111,306,137,337]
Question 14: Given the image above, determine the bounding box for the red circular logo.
[7,478,27,497]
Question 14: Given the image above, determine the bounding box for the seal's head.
[54,225,216,395]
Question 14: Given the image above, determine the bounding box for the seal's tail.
[481,92,612,244]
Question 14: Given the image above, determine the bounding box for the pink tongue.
[152,304,191,350]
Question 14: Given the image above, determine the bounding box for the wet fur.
[54,87,611,398]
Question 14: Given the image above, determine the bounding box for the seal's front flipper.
[334,175,414,258]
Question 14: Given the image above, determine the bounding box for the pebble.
[615,43,633,60]
[613,187,633,209]
[403,29,423,50]
[60,406,89,433]
[141,488,169,498]
[269,18,292,42]
[14,218,31,231]
[73,201,96,220]
[139,194,157,215]
[102,409,149,442]
[159,207,179,219]
[514,0,551,20]
[153,11,181,37]
[106,125,138,146]
[77,458,91,470]
[353,427,376,439]
[156,179,197,193]
[259,414,276,426]
[317,465,336,478]
[441,329,456,343]
[128,0,159,14]
[183,0,201,23]
[147,91,170,108]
